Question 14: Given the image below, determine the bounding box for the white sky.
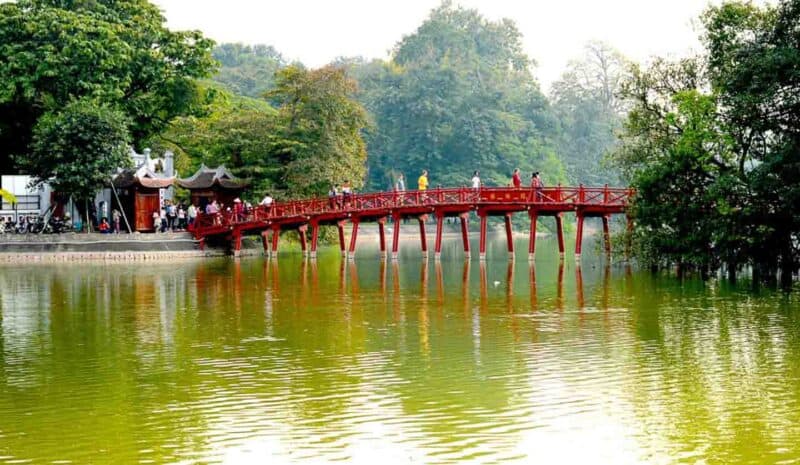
[152,0,746,91]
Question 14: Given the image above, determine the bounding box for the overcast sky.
[152,0,750,91]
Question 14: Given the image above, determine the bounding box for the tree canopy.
[21,99,132,202]
[349,2,563,189]
[613,0,800,286]
[0,0,216,170]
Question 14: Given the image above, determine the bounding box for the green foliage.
[550,41,628,185]
[211,43,287,98]
[348,2,563,190]
[161,66,368,200]
[267,65,369,196]
[614,0,800,285]
[0,0,216,170]
[21,99,132,201]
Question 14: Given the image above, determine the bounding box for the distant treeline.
[196,3,626,194]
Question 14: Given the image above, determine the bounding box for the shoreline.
[0,224,599,263]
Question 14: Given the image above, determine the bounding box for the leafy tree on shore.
[614,0,800,286]
[161,66,368,200]
[20,99,131,212]
[0,0,216,171]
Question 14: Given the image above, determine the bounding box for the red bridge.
[192,185,634,259]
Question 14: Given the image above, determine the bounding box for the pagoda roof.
[176,164,249,190]
[113,164,175,189]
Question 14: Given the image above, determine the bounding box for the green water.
[1,236,800,464]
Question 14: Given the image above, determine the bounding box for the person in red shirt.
[512,168,522,188]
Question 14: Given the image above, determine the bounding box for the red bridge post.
[602,214,611,256]
[528,211,538,260]
[479,211,488,261]
[391,213,401,260]
[459,212,470,258]
[337,220,347,257]
[348,218,360,260]
[504,213,514,259]
[261,230,269,256]
[556,213,565,258]
[418,214,428,258]
[310,221,319,259]
[298,224,308,256]
[434,211,444,260]
[377,217,387,257]
[575,213,585,258]
[232,229,242,258]
[270,225,280,257]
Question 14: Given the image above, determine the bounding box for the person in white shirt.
[471,170,481,189]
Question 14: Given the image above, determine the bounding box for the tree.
[20,99,131,204]
[0,0,216,170]
[614,0,800,286]
[703,0,800,287]
[211,43,287,98]
[551,41,629,185]
[161,66,369,200]
[267,65,369,196]
[157,83,281,197]
[353,1,563,189]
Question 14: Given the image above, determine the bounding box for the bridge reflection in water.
[4,255,798,464]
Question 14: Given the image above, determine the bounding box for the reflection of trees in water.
[621,277,800,463]
[0,262,210,463]
[2,257,798,463]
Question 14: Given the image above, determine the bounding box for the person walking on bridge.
[395,174,405,192]
[342,181,352,208]
[417,170,429,204]
[260,193,273,216]
[531,172,543,201]
[512,168,522,188]
[471,171,481,189]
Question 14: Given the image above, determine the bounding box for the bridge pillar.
[602,215,611,256]
[434,212,444,260]
[391,214,401,260]
[348,219,360,260]
[337,220,347,257]
[528,211,538,260]
[271,226,280,257]
[418,214,428,258]
[298,224,308,256]
[310,222,319,259]
[504,213,514,259]
[459,213,470,259]
[625,215,634,259]
[261,230,269,256]
[232,230,242,258]
[479,212,488,261]
[575,213,585,258]
[555,213,565,258]
[377,217,387,257]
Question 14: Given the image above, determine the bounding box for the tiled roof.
[176,165,249,190]
[113,164,175,189]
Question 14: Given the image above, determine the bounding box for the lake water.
[1,235,799,464]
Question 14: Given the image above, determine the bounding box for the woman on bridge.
[531,172,543,201]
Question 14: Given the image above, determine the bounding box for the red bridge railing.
[191,185,634,259]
